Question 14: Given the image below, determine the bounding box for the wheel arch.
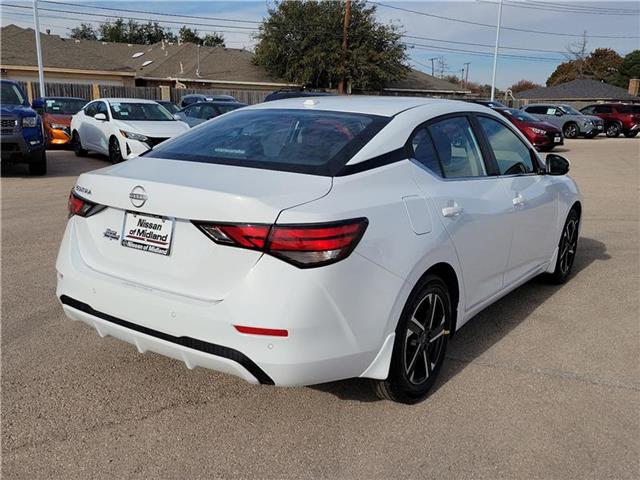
[422,262,460,335]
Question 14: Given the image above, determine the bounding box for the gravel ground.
[2,137,639,479]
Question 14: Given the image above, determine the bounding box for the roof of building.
[0,24,134,73]
[385,69,470,94]
[514,79,637,100]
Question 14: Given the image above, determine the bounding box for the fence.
[16,81,268,105]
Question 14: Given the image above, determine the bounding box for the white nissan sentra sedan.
[56,97,581,403]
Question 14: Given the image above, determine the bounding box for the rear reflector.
[193,218,368,268]
[234,325,289,337]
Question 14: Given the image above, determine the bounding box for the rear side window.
[409,128,442,176]
[146,109,389,176]
[595,105,612,114]
[525,106,546,114]
[84,102,97,117]
[477,116,535,175]
[426,117,486,178]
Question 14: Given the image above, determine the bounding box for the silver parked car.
[174,101,247,128]
[521,103,604,139]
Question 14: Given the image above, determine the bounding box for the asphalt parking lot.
[2,137,639,479]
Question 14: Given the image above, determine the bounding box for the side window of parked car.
[200,104,218,120]
[84,102,97,117]
[426,116,487,179]
[96,102,108,117]
[524,106,546,114]
[409,128,442,176]
[185,105,201,118]
[595,105,612,114]
[581,106,595,114]
[545,107,558,115]
[477,116,536,175]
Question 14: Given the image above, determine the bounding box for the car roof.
[97,98,160,104]
[185,101,246,107]
[38,96,86,101]
[246,95,466,117]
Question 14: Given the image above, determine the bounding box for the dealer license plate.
[122,211,174,256]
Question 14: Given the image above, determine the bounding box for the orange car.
[32,97,87,147]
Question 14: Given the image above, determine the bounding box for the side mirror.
[554,110,564,117]
[94,113,107,121]
[31,99,45,114]
[546,154,570,175]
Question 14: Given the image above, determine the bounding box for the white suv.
[70,98,189,163]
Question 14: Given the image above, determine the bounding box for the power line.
[402,34,566,54]
[480,0,640,16]
[523,0,640,14]
[404,41,562,62]
[370,0,640,38]
[39,0,263,24]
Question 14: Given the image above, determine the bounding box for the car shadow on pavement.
[1,152,109,179]
[311,236,610,403]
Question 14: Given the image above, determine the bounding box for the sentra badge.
[103,228,119,241]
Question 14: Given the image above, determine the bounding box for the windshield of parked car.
[0,83,26,105]
[146,109,389,176]
[559,105,583,115]
[44,98,86,114]
[109,102,175,121]
[158,102,180,114]
[501,108,540,123]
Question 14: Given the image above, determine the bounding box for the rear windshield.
[145,109,389,176]
[109,102,175,121]
[502,108,540,123]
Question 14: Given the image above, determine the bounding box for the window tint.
[184,105,200,118]
[595,105,612,114]
[146,109,389,176]
[427,116,486,178]
[84,102,97,117]
[199,104,218,120]
[96,102,108,117]
[216,104,244,115]
[478,116,535,175]
[410,128,442,176]
[525,106,546,114]
[581,106,595,115]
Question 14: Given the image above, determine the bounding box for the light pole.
[32,0,46,97]
[490,0,503,101]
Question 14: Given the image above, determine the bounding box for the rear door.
[475,114,558,285]
[408,114,514,310]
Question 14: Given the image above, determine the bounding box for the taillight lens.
[193,218,368,268]
[68,191,105,218]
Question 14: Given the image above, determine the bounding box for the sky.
[1,0,639,89]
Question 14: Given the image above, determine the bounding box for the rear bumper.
[532,132,563,148]
[55,218,403,386]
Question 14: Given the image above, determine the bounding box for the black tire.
[583,132,597,139]
[373,274,452,404]
[623,131,638,138]
[72,131,87,156]
[109,136,124,164]
[548,208,580,284]
[563,122,579,139]
[537,146,554,152]
[605,123,621,138]
[28,149,47,176]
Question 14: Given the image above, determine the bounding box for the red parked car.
[493,107,563,151]
[580,103,640,138]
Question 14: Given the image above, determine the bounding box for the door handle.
[513,193,525,208]
[442,204,464,217]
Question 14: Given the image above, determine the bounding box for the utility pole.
[463,62,470,88]
[32,0,46,97]
[338,0,352,95]
[460,68,465,87]
[429,57,437,77]
[490,0,504,101]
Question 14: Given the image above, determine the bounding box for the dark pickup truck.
[1,79,47,175]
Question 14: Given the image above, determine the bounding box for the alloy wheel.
[109,138,122,163]
[559,217,578,275]
[606,124,620,137]
[403,292,448,385]
[564,124,578,138]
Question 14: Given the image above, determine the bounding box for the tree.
[547,48,624,86]
[253,0,409,91]
[509,80,542,94]
[178,27,224,47]
[612,50,640,89]
[70,23,98,40]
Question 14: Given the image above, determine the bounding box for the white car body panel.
[58,96,582,387]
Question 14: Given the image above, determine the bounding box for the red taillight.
[234,325,289,337]
[193,218,368,268]
[68,191,105,218]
